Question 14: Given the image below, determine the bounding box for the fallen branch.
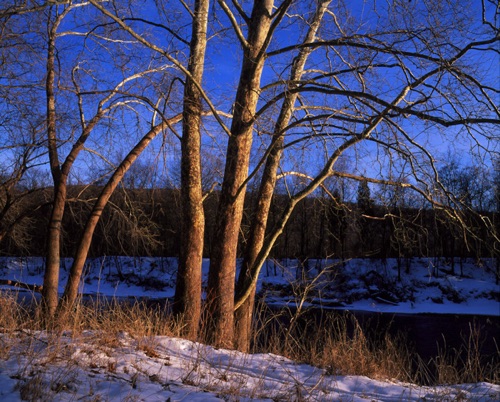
[0,279,43,293]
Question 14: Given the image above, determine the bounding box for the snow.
[259,258,500,316]
[1,330,498,401]
[0,256,499,401]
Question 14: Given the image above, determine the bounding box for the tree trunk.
[206,0,275,348]
[42,13,62,318]
[234,0,330,352]
[173,0,209,340]
[43,185,65,318]
[41,5,108,319]
[59,117,182,316]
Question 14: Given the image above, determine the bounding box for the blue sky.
[0,0,498,205]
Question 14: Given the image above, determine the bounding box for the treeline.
[1,185,496,264]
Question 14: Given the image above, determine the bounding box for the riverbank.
[0,256,499,400]
[2,256,497,316]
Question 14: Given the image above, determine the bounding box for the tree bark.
[58,116,182,315]
[41,4,108,319]
[206,0,276,348]
[173,0,209,340]
[234,0,331,352]
[42,10,63,318]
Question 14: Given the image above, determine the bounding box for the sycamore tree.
[0,1,183,318]
[1,0,498,351]
[203,0,499,349]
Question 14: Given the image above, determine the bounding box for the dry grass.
[66,297,180,340]
[0,293,185,401]
[252,307,500,387]
[0,291,182,352]
[0,290,498,398]
[250,306,414,383]
[0,291,36,331]
[313,316,412,381]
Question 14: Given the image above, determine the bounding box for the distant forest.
[2,184,497,267]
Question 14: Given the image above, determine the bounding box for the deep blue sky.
[0,0,497,207]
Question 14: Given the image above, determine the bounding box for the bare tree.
[494,157,500,283]
[0,3,50,251]
[229,0,499,349]
[85,0,499,349]
[233,0,331,350]
[0,134,47,251]
[1,1,183,317]
[205,0,293,348]
[3,1,498,350]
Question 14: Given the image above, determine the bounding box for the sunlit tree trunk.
[233,0,330,352]
[42,10,63,319]
[41,4,106,318]
[59,116,182,315]
[173,0,209,340]
[206,0,276,348]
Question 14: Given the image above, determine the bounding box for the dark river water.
[266,306,499,385]
[323,310,499,359]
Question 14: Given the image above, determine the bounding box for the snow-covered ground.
[0,329,498,402]
[0,256,499,401]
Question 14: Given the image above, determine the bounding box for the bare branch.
[217,0,249,48]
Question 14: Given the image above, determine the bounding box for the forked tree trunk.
[42,5,101,319]
[173,0,209,340]
[234,0,331,352]
[206,0,275,348]
[234,80,413,350]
